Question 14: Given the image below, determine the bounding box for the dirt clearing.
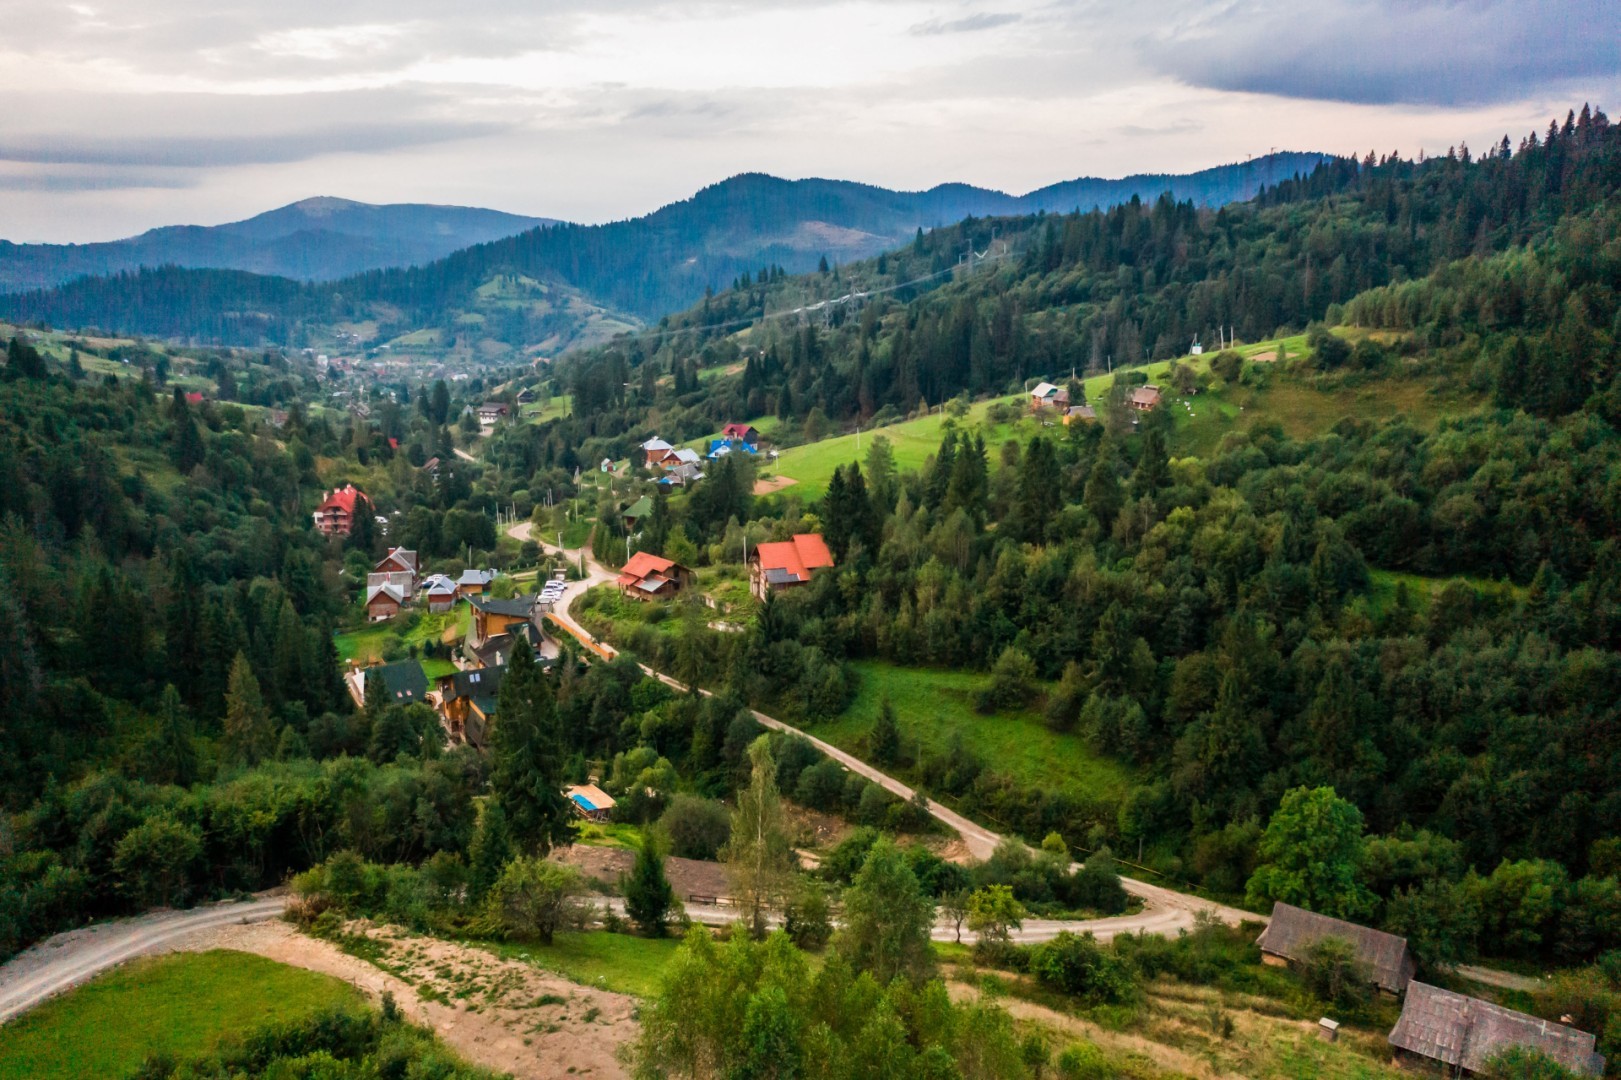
[753,475,798,495]
[177,919,637,1079]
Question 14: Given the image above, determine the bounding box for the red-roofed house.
[720,423,760,445]
[617,551,695,601]
[314,484,370,536]
[184,391,206,405]
[749,534,834,600]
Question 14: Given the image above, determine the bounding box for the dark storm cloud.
[1145,0,1621,107]
[910,12,1022,35]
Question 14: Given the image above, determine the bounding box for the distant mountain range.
[0,197,557,294]
[0,152,1331,355]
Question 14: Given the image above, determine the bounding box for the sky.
[0,0,1615,243]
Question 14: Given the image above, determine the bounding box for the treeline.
[553,106,1617,446]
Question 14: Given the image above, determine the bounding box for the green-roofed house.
[622,495,654,530]
[361,659,429,709]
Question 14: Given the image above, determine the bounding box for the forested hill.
[0,153,1326,347]
[0,197,556,294]
[553,107,1619,431]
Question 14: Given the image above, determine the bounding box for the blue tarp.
[570,792,598,812]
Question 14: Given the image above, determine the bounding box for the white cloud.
[0,0,1611,242]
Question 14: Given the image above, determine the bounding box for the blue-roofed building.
[565,783,617,822]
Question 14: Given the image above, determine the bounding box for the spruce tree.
[870,696,900,766]
[623,832,678,937]
[490,644,574,856]
[468,799,515,904]
[223,652,274,765]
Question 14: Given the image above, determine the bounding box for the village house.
[516,388,536,404]
[663,447,702,471]
[641,437,674,467]
[622,495,654,530]
[1255,902,1416,996]
[421,574,458,613]
[1063,405,1097,425]
[467,593,540,650]
[1388,982,1605,1076]
[437,665,505,746]
[373,547,419,586]
[721,422,760,446]
[1029,381,1070,410]
[347,658,428,709]
[617,551,696,601]
[659,461,704,487]
[457,568,496,597]
[313,484,369,536]
[364,581,407,622]
[749,533,835,600]
[1130,385,1163,411]
[566,783,617,823]
[477,402,511,432]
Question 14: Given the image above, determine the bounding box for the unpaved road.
[0,896,285,1025]
[505,521,1260,941]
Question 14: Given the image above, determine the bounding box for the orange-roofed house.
[617,551,695,601]
[749,533,834,600]
[313,484,370,536]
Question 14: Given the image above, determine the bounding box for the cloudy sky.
[0,0,1615,242]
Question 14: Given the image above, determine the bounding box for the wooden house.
[617,552,695,600]
[566,784,617,823]
[749,534,834,600]
[1388,982,1604,1076]
[1130,385,1162,411]
[468,593,539,649]
[1256,902,1416,996]
[364,581,406,622]
[1029,382,1070,410]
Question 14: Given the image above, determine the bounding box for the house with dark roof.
[721,422,760,445]
[1389,982,1605,1076]
[1255,902,1416,995]
[749,533,835,600]
[617,552,695,601]
[468,593,539,649]
[363,659,428,708]
[437,665,506,746]
[622,495,654,530]
[314,484,369,536]
[1063,405,1097,425]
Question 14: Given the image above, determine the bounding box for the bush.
[1055,1042,1115,1080]
[658,795,731,861]
[1030,932,1139,1005]
[486,857,589,945]
[1301,936,1370,1009]
[784,882,833,951]
[974,647,1038,713]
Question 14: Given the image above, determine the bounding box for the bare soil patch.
[1250,351,1278,362]
[753,475,798,495]
[178,919,636,1079]
[554,847,731,901]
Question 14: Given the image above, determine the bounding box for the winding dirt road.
[509,522,1259,941]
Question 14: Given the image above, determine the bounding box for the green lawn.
[0,950,363,1080]
[810,661,1135,806]
[334,606,468,668]
[480,931,682,997]
[522,394,573,423]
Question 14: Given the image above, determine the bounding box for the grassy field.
[1367,568,1525,616]
[334,606,468,676]
[481,931,682,997]
[522,394,573,423]
[0,950,363,1080]
[810,661,1135,807]
[767,399,1034,499]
